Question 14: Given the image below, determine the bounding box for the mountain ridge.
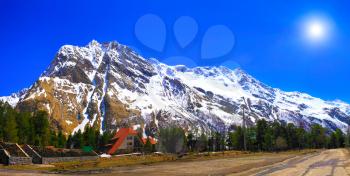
[1,40,350,135]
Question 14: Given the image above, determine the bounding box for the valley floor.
[1,149,350,175]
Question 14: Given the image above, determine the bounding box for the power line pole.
[242,105,247,151]
[241,97,253,151]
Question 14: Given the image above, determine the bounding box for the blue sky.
[1,0,350,102]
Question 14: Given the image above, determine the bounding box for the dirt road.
[1,149,350,176]
[241,149,350,176]
[94,149,350,176]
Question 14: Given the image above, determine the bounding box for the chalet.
[107,128,157,155]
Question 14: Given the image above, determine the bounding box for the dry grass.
[180,149,319,162]
[0,149,319,173]
[0,164,55,171]
[51,154,175,171]
[50,149,319,172]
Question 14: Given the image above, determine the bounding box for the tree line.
[183,119,350,153]
[1,101,349,153]
[0,101,155,153]
[0,102,114,150]
[0,102,52,146]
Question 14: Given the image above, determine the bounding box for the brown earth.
[1,149,350,175]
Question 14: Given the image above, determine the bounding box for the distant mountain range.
[1,40,350,135]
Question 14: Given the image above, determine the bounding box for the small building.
[0,142,99,165]
[23,145,99,164]
[107,128,157,155]
[141,137,157,146]
[0,142,32,165]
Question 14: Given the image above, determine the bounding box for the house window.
[127,136,133,140]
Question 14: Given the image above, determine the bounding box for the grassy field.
[0,149,319,174]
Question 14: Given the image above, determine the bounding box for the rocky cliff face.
[2,40,350,134]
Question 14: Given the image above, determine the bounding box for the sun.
[307,21,325,39]
[302,15,333,43]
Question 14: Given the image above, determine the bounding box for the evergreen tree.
[143,137,153,153]
[263,127,273,151]
[99,131,113,149]
[16,112,31,144]
[57,130,66,148]
[345,128,350,148]
[208,135,214,152]
[329,132,337,149]
[285,123,298,149]
[0,102,5,140]
[94,130,100,150]
[230,126,244,150]
[220,132,227,151]
[66,134,73,149]
[256,119,268,150]
[49,130,58,146]
[214,132,222,151]
[295,127,306,149]
[34,135,42,146]
[186,133,195,152]
[195,133,208,152]
[334,129,345,148]
[83,125,97,148]
[3,108,18,143]
[246,127,257,151]
[73,130,84,148]
[33,111,50,146]
[310,124,327,148]
[271,120,282,142]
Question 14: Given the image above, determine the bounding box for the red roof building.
[141,137,157,145]
[107,128,157,154]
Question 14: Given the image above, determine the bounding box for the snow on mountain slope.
[0,94,20,108]
[1,40,349,134]
[0,88,28,107]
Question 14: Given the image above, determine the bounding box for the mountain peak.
[87,39,101,48]
[1,40,349,134]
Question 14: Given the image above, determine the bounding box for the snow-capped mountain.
[1,40,350,134]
